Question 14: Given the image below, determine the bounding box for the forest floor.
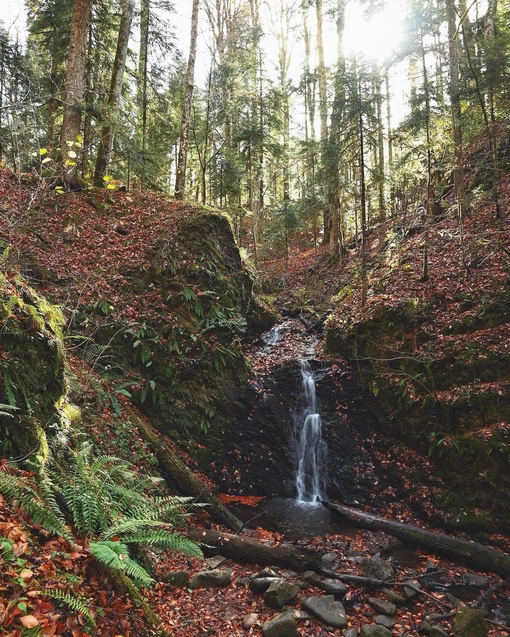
[1,169,510,636]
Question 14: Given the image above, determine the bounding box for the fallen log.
[323,501,510,578]
[188,528,323,572]
[130,408,243,533]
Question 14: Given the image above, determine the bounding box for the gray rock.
[243,613,260,629]
[361,557,395,581]
[161,570,189,587]
[402,579,422,600]
[343,629,359,637]
[367,597,397,616]
[262,611,300,637]
[250,576,280,594]
[301,595,348,628]
[453,606,488,637]
[359,625,392,637]
[319,578,347,597]
[256,567,279,578]
[264,579,301,608]
[205,555,228,569]
[303,571,347,597]
[382,587,406,604]
[189,568,231,589]
[462,573,490,589]
[374,615,397,629]
[293,609,310,621]
[303,570,321,585]
[429,625,449,637]
[322,552,339,564]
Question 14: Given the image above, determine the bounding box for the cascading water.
[294,360,327,503]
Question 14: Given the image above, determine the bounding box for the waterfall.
[294,360,327,503]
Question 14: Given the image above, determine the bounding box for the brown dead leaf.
[20,615,40,628]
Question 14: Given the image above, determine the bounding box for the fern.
[0,467,73,542]
[101,520,203,558]
[42,589,96,628]
[2,361,17,407]
[89,540,154,587]
[0,403,19,418]
[121,530,203,557]
[21,626,43,637]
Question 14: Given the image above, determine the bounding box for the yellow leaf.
[19,569,34,579]
[20,615,39,628]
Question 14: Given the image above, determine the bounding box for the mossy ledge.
[0,272,72,462]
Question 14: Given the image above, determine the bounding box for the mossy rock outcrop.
[325,283,510,528]
[5,192,275,462]
[0,273,70,461]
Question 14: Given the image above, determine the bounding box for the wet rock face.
[209,355,377,504]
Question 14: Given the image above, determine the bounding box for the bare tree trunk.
[316,0,330,243]
[359,106,368,307]
[328,0,346,261]
[175,0,200,200]
[324,502,510,578]
[188,528,322,572]
[132,410,243,533]
[446,0,465,218]
[93,0,135,187]
[59,0,92,190]
[138,0,149,190]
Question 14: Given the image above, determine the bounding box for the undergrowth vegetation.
[0,442,202,630]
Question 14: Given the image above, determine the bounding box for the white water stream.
[294,360,327,502]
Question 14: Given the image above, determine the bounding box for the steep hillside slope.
[0,170,273,449]
[323,188,510,528]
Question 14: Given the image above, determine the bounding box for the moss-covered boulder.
[1,190,274,460]
[0,273,70,461]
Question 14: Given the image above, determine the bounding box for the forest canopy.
[0,0,509,263]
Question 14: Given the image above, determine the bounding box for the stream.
[225,316,377,539]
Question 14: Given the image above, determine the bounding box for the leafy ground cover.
[1,168,510,635]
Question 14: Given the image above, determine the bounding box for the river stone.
[402,579,422,600]
[461,573,490,589]
[359,625,392,637]
[322,552,339,564]
[318,578,347,597]
[343,629,359,637]
[257,568,280,577]
[189,568,231,589]
[250,576,280,593]
[161,570,189,587]
[301,595,348,628]
[428,625,449,637]
[374,615,397,629]
[303,570,321,585]
[382,587,406,604]
[367,597,397,616]
[453,606,488,637]
[205,555,228,569]
[243,613,260,629]
[264,579,300,608]
[361,557,395,581]
[262,611,300,637]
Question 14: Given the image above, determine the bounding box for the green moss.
[0,273,68,463]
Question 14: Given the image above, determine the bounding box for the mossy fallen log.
[187,528,323,572]
[132,412,243,533]
[323,501,510,578]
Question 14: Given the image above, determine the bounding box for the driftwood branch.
[130,408,243,532]
[323,501,510,578]
[187,527,323,572]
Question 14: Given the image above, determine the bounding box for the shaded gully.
[209,317,381,538]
